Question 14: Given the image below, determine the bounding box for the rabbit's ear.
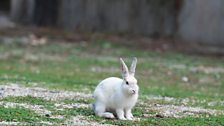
[120,58,129,79]
[130,57,137,76]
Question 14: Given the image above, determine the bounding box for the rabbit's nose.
[132,90,136,94]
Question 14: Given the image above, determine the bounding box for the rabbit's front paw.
[125,109,133,120]
[126,117,133,120]
[116,109,126,120]
[126,114,133,120]
[119,117,127,120]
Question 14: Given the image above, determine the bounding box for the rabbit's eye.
[126,81,129,85]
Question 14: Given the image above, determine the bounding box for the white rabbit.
[92,57,139,120]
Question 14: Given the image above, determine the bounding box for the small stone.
[156,114,164,118]
[182,76,189,82]
[134,118,141,121]
[45,114,51,117]
[154,103,160,107]
[143,114,149,117]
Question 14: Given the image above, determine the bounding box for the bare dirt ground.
[0,84,223,125]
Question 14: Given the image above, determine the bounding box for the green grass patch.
[0,106,59,123]
[97,115,224,126]
[60,98,93,104]
[52,107,94,119]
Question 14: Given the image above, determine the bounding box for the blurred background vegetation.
[0,0,224,54]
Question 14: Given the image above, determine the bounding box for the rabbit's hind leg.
[94,102,115,119]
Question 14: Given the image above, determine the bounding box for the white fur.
[92,58,138,120]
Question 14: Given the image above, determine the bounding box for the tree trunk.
[178,0,224,46]
[58,0,176,37]
[33,0,59,26]
[10,0,35,23]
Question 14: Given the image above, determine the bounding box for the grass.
[92,115,224,126]
[0,106,60,125]
[0,38,224,125]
